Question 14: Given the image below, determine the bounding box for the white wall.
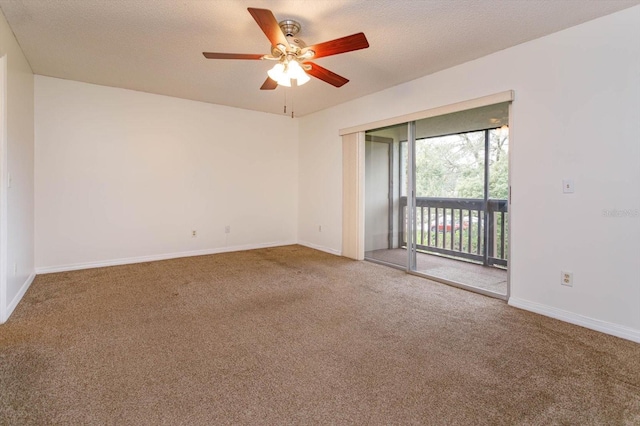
[0,9,35,322]
[298,7,640,340]
[35,76,298,271]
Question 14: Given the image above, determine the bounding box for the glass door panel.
[408,104,510,297]
[364,123,408,268]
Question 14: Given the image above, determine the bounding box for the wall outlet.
[192,230,197,238]
[225,225,231,234]
[561,271,573,287]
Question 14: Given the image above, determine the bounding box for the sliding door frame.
[407,121,417,272]
[342,91,513,300]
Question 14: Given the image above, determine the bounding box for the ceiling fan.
[203,7,369,90]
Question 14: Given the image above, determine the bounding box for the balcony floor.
[365,249,507,296]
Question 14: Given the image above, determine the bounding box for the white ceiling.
[1,0,638,117]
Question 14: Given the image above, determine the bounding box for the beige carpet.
[1,245,638,425]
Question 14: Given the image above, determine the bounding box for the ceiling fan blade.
[203,52,264,60]
[247,8,289,49]
[260,77,278,90]
[306,33,369,59]
[305,62,349,87]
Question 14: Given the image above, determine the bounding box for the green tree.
[414,129,508,200]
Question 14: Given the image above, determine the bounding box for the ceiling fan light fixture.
[267,60,309,87]
[268,63,292,86]
[296,71,311,85]
[287,60,309,85]
[267,63,285,81]
[277,75,292,87]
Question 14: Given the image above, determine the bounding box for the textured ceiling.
[1,0,638,116]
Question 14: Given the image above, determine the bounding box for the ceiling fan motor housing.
[279,20,301,37]
[267,20,308,58]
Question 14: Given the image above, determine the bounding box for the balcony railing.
[399,196,508,267]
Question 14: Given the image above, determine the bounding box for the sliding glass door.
[364,102,510,299]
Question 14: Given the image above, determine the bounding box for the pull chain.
[290,86,295,118]
[282,86,295,118]
[283,88,287,114]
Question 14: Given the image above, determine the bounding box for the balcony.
[362,196,509,296]
[399,196,508,267]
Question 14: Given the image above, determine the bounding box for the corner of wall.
[1,272,35,323]
[0,8,36,324]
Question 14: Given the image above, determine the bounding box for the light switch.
[562,179,574,193]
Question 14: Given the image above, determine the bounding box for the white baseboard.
[508,297,640,343]
[35,241,297,274]
[297,241,342,256]
[2,272,36,323]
